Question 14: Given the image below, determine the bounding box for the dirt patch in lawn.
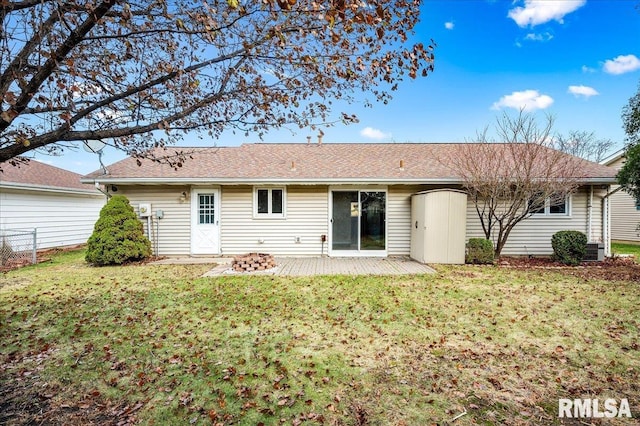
[1,342,142,426]
[0,370,141,426]
[499,256,640,282]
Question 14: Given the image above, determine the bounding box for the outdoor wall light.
[179,191,188,202]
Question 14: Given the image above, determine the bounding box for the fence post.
[32,228,37,264]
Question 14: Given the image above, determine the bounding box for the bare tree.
[554,130,615,162]
[446,112,585,257]
[0,1,434,167]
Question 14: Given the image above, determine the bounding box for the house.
[81,142,618,262]
[601,149,640,243]
[0,160,105,249]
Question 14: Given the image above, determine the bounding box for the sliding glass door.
[331,190,386,255]
[331,191,359,251]
[360,191,386,251]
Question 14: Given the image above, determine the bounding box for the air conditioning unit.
[138,203,151,218]
[584,243,604,261]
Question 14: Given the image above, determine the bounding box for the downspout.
[601,185,622,257]
[147,216,152,247]
[587,185,593,242]
[602,194,609,257]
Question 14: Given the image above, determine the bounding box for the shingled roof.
[1,159,98,193]
[82,143,618,184]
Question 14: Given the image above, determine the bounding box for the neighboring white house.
[0,159,105,249]
[602,149,640,243]
[81,142,618,262]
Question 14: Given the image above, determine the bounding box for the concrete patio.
[152,256,436,276]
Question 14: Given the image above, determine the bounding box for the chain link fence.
[0,228,37,268]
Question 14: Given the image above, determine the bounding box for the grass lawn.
[613,242,640,261]
[1,250,639,425]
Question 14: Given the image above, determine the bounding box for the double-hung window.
[254,187,285,218]
[531,194,570,216]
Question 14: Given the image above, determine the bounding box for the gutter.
[80,176,619,186]
[82,177,466,186]
[0,182,104,196]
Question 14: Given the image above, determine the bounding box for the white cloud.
[603,54,640,75]
[524,32,553,42]
[491,90,554,111]
[581,65,596,73]
[508,0,586,27]
[95,108,126,124]
[444,21,454,30]
[360,127,391,140]
[568,85,599,98]
[71,82,103,100]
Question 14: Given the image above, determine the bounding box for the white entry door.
[191,188,220,255]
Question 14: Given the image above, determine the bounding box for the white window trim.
[531,195,572,217]
[253,186,286,219]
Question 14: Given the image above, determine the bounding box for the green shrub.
[466,238,495,264]
[551,230,587,266]
[86,195,151,266]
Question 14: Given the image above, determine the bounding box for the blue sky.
[34,0,640,175]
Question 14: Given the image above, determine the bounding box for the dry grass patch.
[1,251,639,425]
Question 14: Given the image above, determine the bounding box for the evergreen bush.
[86,195,151,266]
[465,238,495,264]
[551,230,587,266]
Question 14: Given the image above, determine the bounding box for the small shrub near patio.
[466,238,494,264]
[552,230,587,266]
[86,195,151,266]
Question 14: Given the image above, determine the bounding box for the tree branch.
[0,1,116,133]
[0,8,61,96]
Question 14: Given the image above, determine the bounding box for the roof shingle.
[83,143,618,183]
[1,159,91,191]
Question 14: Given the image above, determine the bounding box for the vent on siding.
[584,243,604,261]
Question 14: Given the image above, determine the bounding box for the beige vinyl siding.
[0,188,104,249]
[606,156,640,242]
[609,187,640,242]
[115,183,606,258]
[465,187,604,256]
[387,185,426,255]
[221,185,328,256]
[116,185,192,255]
[589,188,605,243]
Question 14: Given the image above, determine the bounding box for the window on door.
[254,187,285,218]
[198,194,216,224]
